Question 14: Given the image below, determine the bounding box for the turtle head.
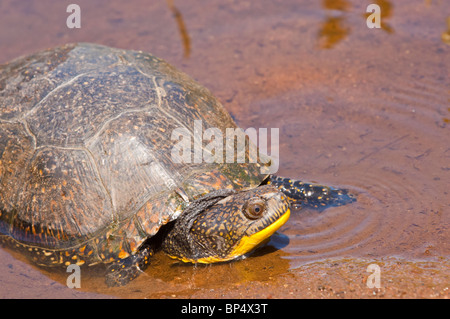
[162,185,290,263]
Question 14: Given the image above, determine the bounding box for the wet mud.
[0,0,449,298]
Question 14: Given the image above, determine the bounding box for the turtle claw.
[105,248,151,287]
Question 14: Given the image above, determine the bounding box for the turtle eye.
[244,198,266,219]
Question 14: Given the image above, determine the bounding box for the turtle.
[0,43,354,287]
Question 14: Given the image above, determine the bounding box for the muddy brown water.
[0,0,449,298]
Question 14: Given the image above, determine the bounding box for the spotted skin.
[0,235,99,267]
[267,176,355,210]
[161,185,289,263]
[105,247,152,287]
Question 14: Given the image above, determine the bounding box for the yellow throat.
[227,208,290,260]
[171,208,290,264]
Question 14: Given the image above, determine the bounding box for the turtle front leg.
[268,176,355,210]
[105,247,152,287]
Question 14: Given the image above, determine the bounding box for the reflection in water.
[164,247,291,289]
[374,0,394,33]
[442,17,450,44]
[166,0,191,57]
[23,234,291,297]
[319,0,350,49]
[150,234,290,292]
[318,16,350,49]
[319,0,394,49]
[322,0,350,11]
[444,107,450,124]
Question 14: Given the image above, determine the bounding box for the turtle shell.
[0,43,267,266]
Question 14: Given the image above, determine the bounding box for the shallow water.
[0,0,449,298]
